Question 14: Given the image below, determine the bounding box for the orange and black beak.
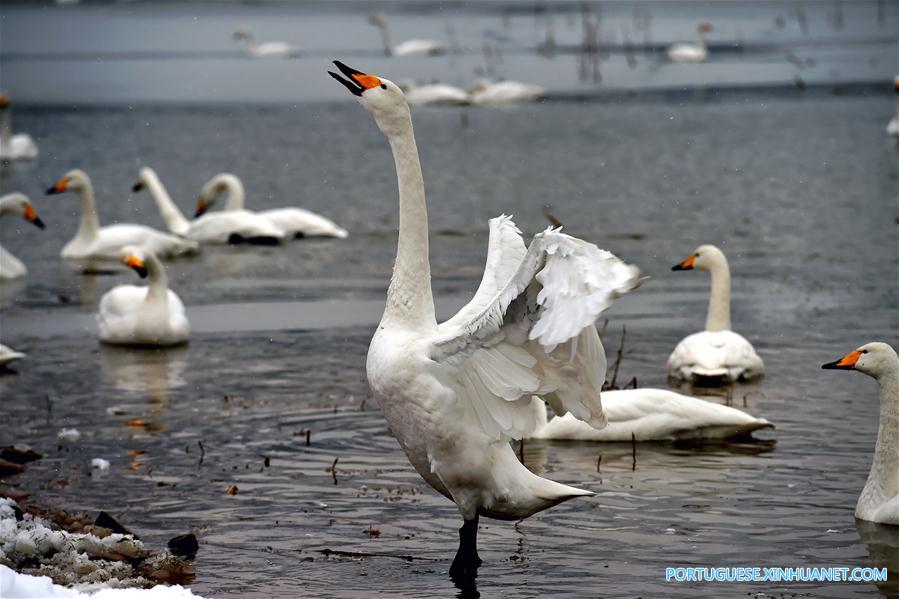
[23,203,44,229]
[46,179,68,195]
[672,254,697,271]
[822,349,862,371]
[125,255,148,278]
[328,61,382,96]
[194,198,207,219]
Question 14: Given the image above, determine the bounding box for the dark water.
[2,1,899,598]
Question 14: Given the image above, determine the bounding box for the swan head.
[368,14,386,28]
[120,246,148,279]
[233,29,253,42]
[894,75,899,93]
[132,167,156,193]
[329,61,410,134]
[672,244,726,272]
[1,192,44,229]
[822,342,898,379]
[46,169,90,195]
[195,173,242,218]
[0,93,8,109]
[697,21,713,33]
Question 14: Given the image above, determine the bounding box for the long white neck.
[866,364,899,504]
[219,175,245,211]
[142,170,190,236]
[380,110,435,329]
[0,108,11,140]
[144,252,169,306]
[704,257,731,331]
[696,29,707,50]
[73,180,100,243]
[377,22,393,56]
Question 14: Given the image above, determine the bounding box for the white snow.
[1,565,204,598]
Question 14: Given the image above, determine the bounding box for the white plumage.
[666,21,713,63]
[233,29,300,58]
[529,389,773,442]
[329,60,640,574]
[0,94,38,161]
[368,14,445,57]
[401,82,471,106]
[469,80,545,105]
[0,344,26,367]
[668,244,764,383]
[97,247,189,347]
[887,75,899,136]
[0,193,44,279]
[47,170,198,261]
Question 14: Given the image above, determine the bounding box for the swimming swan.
[399,81,470,106]
[823,342,899,526]
[0,193,45,280]
[233,29,300,58]
[133,167,286,244]
[97,247,190,347]
[469,80,546,105]
[666,21,713,63]
[368,14,445,57]
[46,170,198,261]
[528,389,773,442]
[667,244,764,383]
[887,76,899,136]
[0,93,38,161]
[196,173,348,239]
[329,60,641,577]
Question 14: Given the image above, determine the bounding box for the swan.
[822,342,899,526]
[46,170,198,261]
[469,80,546,105]
[329,60,641,576]
[887,76,899,136]
[399,80,470,106]
[97,247,190,347]
[0,93,38,161]
[133,167,286,244]
[667,244,764,384]
[196,173,347,239]
[232,29,300,58]
[368,14,445,57]
[666,21,713,63]
[0,193,44,280]
[528,389,773,442]
[0,344,26,368]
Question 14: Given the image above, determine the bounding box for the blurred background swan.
[368,14,445,56]
[233,28,300,58]
[0,193,44,280]
[399,80,470,106]
[0,344,26,368]
[667,21,713,63]
[0,93,38,160]
[888,76,899,136]
[469,79,545,104]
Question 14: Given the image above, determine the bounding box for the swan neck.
[705,259,731,331]
[222,177,245,211]
[0,107,10,140]
[696,30,707,50]
[382,114,435,328]
[75,180,100,242]
[377,21,393,56]
[144,171,190,236]
[868,366,899,502]
[144,253,169,304]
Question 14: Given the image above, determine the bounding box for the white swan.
[0,344,26,367]
[528,389,773,442]
[469,80,546,105]
[887,76,899,136]
[0,93,38,161]
[232,29,300,58]
[667,21,713,63]
[368,14,445,57]
[822,342,899,526]
[196,173,348,239]
[46,170,198,261]
[133,167,286,244]
[0,193,44,280]
[399,81,470,106]
[329,61,641,576]
[97,247,190,347]
[668,244,764,383]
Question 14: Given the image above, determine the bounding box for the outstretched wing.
[432,217,641,441]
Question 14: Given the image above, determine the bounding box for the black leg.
[449,514,481,581]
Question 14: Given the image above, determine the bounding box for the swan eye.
[380,84,387,90]
[860,349,868,354]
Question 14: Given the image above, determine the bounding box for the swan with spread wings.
[330,60,641,578]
